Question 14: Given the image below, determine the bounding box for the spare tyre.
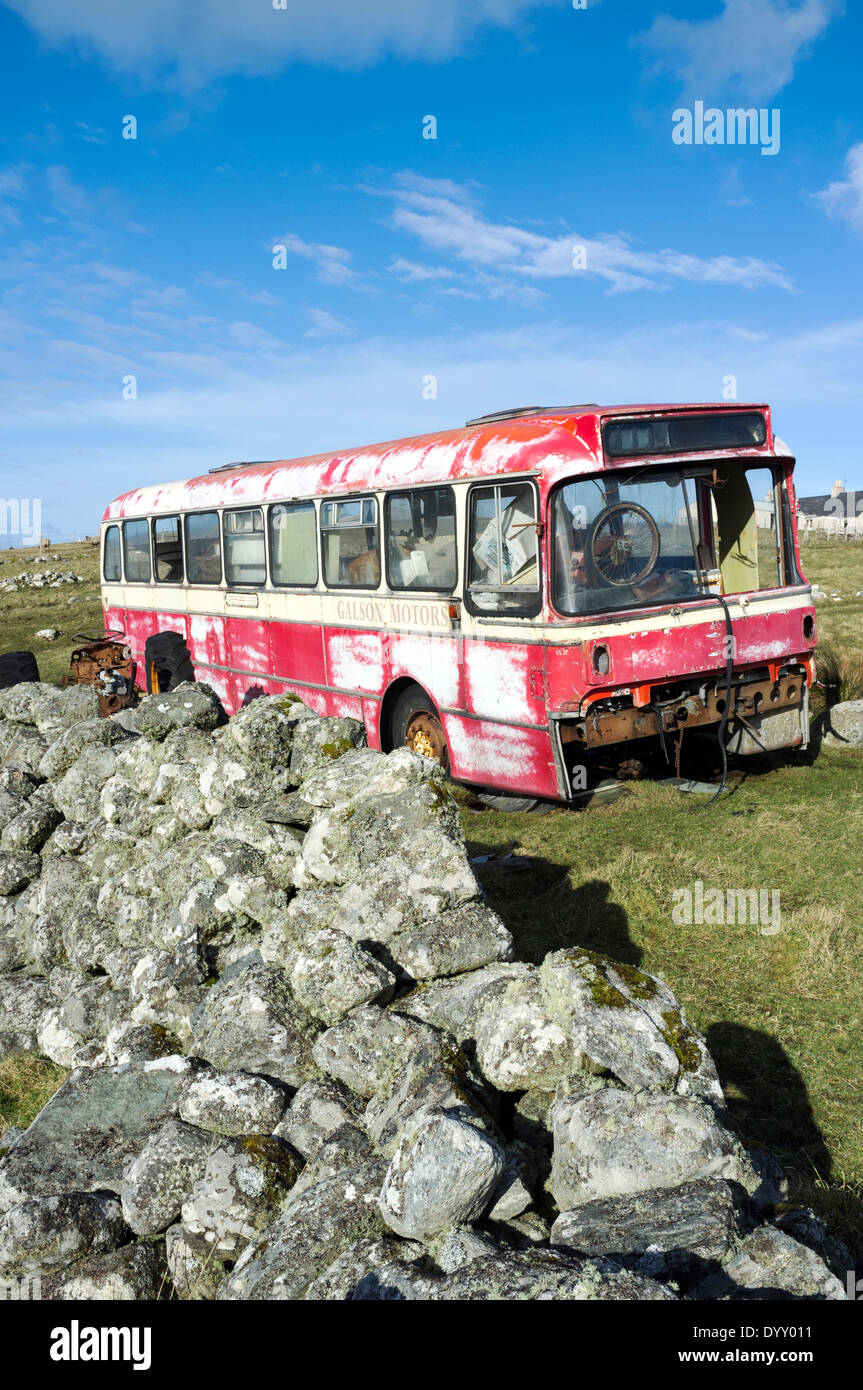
[0,650,40,690]
[144,631,195,694]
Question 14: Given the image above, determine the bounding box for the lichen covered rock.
[0,676,846,1304]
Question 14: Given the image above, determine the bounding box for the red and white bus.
[101,402,816,805]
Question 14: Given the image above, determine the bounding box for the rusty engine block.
[64,632,138,717]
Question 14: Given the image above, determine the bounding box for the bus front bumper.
[559,665,810,754]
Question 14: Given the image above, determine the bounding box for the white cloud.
[304,307,358,339]
[276,232,360,288]
[131,285,190,309]
[6,315,861,540]
[45,164,90,218]
[380,173,793,294]
[786,317,863,352]
[388,258,456,282]
[6,0,556,85]
[634,0,840,103]
[815,142,863,233]
[0,164,28,227]
[75,120,107,145]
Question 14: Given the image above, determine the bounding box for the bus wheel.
[144,631,195,694]
[477,791,541,813]
[392,683,449,770]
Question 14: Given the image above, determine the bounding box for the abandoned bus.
[101,402,816,804]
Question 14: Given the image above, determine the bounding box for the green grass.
[0,1054,67,1144]
[1,534,863,1256]
[0,540,103,685]
[799,533,863,658]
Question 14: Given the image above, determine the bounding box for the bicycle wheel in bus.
[145,631,195,694]
[391,683,450,771]
[588,502,660,587]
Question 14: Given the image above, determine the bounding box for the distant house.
[795,481,863,537]
[796,481,855,520]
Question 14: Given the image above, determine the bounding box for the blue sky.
[0,0,861,541]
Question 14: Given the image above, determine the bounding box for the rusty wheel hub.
[405,711,449,768]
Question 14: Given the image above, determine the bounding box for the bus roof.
[102,401,776,521]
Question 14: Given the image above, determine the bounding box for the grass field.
[0,540,103,685]
[1,534,862,1255]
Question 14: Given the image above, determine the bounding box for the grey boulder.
[120,1118,215,1235]
[191,961,319,1087]
[180,1135,299,1256]
[134,683,226,742]
[0,1192,130,1276]
[379,1106,506,1241]
[0,1060,192,1210]
[551,1088,751,1210]
[691,1225,847,1301]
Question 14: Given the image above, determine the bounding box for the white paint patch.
[327,631,384,692]
[445,716,539,782]
[736,634,793,661]
[297,686,329,715]
[200,668,233,708]
[465,643,534,723]
[189,615,226,665]
[233,630,269,670]
[389,634,460,708]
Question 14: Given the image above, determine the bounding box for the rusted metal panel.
[562,670,806,750]
[65,632,138,717]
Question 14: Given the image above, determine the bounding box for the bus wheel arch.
[382,679,450,771]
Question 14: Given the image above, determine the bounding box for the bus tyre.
[477,791,541,813]
[0,651,40,690]
[144,631,195,694]
[391,683,449,770]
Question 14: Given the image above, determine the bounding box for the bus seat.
[347,550,381,586]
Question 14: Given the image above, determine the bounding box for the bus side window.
[153,515,184,584]
[185,511,222,586]
[103,525,122,582]
[224,508,266,587]
[386,487,456,591]
[269,501,318,586]
[468,483,539,614]
[122,519,151,584]
[321,496,381,589]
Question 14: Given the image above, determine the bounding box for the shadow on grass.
[706,1021,833,1191]
[708,1021,863,1263]
[469,853,642,968]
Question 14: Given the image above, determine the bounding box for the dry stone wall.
[0,680,849,1300]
